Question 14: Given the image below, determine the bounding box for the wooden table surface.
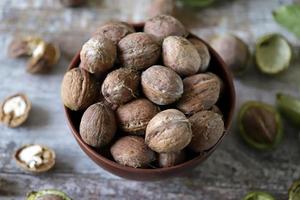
[1,0,300,199]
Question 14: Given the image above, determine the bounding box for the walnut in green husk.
[276,93,300,126]
[238,101,283,150]
[27,189,72,200]
[242,191,275,200]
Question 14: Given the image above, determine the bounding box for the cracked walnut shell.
[0,93,31,128]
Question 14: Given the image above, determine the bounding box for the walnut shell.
[141,65,183,105]
[188,110,224,152]
[163,36,201,76]
[80,102,116,148]
[158,151,185,168]
[101,67,140,105]
[116,98,160,134]
[80,36,116,77]
[145,109,192,153]
[210,34,250,75]
[94,21,135,45]
[177,73,221,115]
[189,38,211,72]
[61,68,99,111]
[14,144,56,173]
[118,32,161,70]
[144,15,188,42]
[110,136,156,168]
[0,93,31,128]
[147,0,176,18]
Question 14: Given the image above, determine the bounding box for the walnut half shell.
[0,93,31,128]
[14,144,56,173]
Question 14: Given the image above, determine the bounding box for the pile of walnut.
[61,15,225,168]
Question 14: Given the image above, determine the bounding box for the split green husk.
[276,93,300,126]
[243,191,275,200]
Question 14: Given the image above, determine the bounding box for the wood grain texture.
[0,0,299,199]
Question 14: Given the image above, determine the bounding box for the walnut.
[158,151,185,168]
[0,93,31,128]
[163,36,201,76]
[101,67,140,105]
[110,136,156,168]
[145,109,192,153]
[189,37,211,72]
[188,111,224,152]
[116,98,160,134]
[61,68,100,111]
[141,65,183,105]
[80,102,117,148]
[94,21,135,45]
[177,73,221,115]
[147,0,176,18]
[144,14,188,42]
[80,36,116,77]
[118,32,161,70]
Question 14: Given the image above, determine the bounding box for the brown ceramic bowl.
[63,24,235,181]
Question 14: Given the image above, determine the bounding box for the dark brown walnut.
[145,109,192,153]
[118,32,161,70]
[163,36,201,76]
[189,38,211,72]
[177,73,221,115]
[0,93,31,128]
[110,136,156,168]
[61,68,99,111]
[101,67,140,105]
[116,98,160,134]
[94,21,135,45]
[60,0,85,7]
[147,0,176,18]
[158,151,185,168]
[188,110,224,152]
[141,65,183,105]
[144,14,188,42]
[80,36,116,77]
[80,102,116,148]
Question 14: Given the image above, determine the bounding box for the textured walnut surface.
[1,0,299,199]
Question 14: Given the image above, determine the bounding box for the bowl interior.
[63,23,235,180]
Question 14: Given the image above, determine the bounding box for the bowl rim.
[63,24,236,175]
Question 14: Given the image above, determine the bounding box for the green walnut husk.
[255,33,292,75]
[180,0,215,7]
[238,101,283,150]
[276,93,300,127]
[289,180,300,200]
[243,191,276,200]
[27,189,72,200]
[273,4,300,38]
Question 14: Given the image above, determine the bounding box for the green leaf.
[181,0,215,7]
[273,4,300,38]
